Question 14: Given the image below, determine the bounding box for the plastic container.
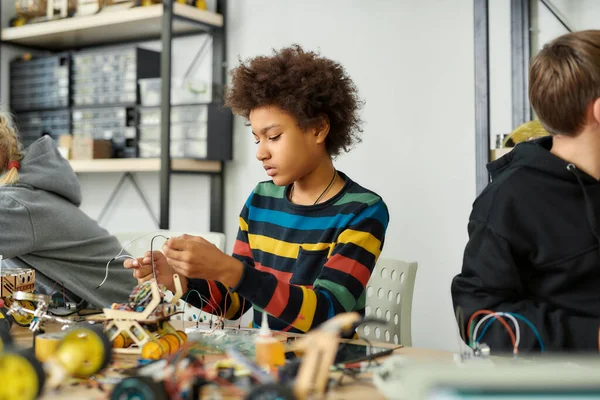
[138,140,207,159]
[139,78,210,106]
[139,123,207,141]
[138,105,208,125]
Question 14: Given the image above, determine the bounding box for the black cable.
[150,234,170,285]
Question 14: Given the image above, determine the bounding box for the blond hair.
[529,30,600,136]
[0,113,23,186]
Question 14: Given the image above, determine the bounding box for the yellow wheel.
[0,351,44,400]
[112,333,126,348]
[162,333,181,354]
[141,340,165,360]
[11,301,35,327]
[176,330,187,343]
[112,332,134,349]
[55,325,111,378]
[157,337,171,355]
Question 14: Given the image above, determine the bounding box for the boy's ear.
[314,115,330,144]
[592,98,600,127]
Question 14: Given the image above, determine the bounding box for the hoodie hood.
[487,136,588,183]
[13,136,82,206]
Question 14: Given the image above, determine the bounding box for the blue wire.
[476,312,544,352]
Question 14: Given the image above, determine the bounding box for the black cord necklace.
[290,169,337,205]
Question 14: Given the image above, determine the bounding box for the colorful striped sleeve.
[233,199,389,332]
[184,197,254,320]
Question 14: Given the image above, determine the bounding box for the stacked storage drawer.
[72,107,137,158]
[15,109,70,148]
[138,105,208,159]
[71,47,160,156]
[10,54,70,111]
[10,54,71,148]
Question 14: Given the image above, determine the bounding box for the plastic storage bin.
[138,78,209,106]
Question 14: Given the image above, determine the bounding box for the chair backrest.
[359,258,418,346]
[114,231,226,257]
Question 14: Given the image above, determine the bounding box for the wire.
[478,312,545,352]
[97,230,167,289]
[150,234,169,286]
[181,289,207,330]
[96,254,137,289]
[467,310,516,350]
[473,313,520,353]
[205,281,223,317]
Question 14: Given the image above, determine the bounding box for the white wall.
[224,0,475,352]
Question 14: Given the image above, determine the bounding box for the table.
[8,324,452,400]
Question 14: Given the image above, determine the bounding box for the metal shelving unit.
[0,1,231,232]
[473,0,572,195]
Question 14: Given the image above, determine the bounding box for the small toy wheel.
[176,330,188,343]
[56,324,112,378]
[141,340,165,360]
[0,350,45,400]
[110,376,169,400]
[0,307,13,332]
[162,333,181,354]
[0,327,12,352]
[11,301,35,327]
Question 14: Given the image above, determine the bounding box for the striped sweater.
[186,171,389,333]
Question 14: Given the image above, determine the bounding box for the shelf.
[1,3,223,50]
[69,158,222,173]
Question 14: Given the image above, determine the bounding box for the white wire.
[501,313,520,350]
[97,230,168,289]
[473,312,520,352]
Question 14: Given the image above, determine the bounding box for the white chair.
[359,259,418,346]
[113,230,227,326]
[114,231,226,257]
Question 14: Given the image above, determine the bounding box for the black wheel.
[0,307,12,333]
[245,383,297,400]
[110,376,169,400]
[0,326,12,352]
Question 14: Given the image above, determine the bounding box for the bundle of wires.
[467,309,545,354]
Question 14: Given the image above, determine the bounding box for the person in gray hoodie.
[0,115,136,308]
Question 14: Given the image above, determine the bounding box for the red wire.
[205,280,223,317]
[467,309,517,352]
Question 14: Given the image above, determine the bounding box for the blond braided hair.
[0,113,23,186]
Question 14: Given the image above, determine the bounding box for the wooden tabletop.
[7,324,452,400]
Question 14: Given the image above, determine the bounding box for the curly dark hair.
[224,45,363,157]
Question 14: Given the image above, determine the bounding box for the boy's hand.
[163,234,244,288]
[123,250,187,293]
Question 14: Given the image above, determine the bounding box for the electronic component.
[102,274,187,359]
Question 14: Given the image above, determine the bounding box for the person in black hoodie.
[452,30,600,353]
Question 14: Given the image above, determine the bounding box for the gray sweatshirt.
[0,136,136,307]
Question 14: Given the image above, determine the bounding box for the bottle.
[255,312,286,370]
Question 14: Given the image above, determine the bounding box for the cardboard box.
[71,136,112,160]
[58,134,73,159]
